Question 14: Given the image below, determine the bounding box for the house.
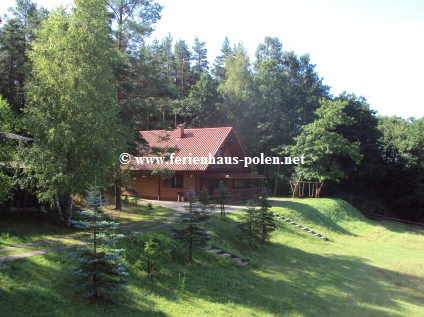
[126,125,264,201]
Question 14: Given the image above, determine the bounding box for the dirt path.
[0,220,177,263]
[0,200,247,263]
[0,210,185,263]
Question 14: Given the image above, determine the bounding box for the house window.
[172,174,184,188]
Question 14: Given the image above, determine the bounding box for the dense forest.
[0,0,423,222]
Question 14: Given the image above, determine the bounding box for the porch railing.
[213,188,259,201]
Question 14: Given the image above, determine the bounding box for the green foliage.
[191,36,209,82]
[70,187,127,301]
[286,99,363,182]
[218,44,255,146]
[218,45,252,101]
[379,116,424,170]
[172,192,210,264]
[122,232,176,266]
[137,237,159,275]
[0,0,48,114]
[0,97,15,203]
[214,180,230,216]
[174,39,192,97]
[212,36,233,80]
[23,0,126,225]
[185,73,222,127]
[237,200,260,249]
[198,188,214,213]
[254,194,276,242]
[127,188,141,204]
[376,116,424,219]
[109,0,163,52]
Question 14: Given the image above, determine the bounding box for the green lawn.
[105,202,176,224]
[1,198,423,316]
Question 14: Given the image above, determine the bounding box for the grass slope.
[0,202,175,249]
[1,198,423,316]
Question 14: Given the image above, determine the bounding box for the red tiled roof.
[128,127,234,171]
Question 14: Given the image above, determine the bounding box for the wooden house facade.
[126,126,264,201]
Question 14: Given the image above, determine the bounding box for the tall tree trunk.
[189,236,193,264]
[55,193,65,224]
[263,147,269,177]
[189,225,193,264]
[64,193,73,228]
[273,163,281,196]
[115,183,122,211]
[55,193,73,228]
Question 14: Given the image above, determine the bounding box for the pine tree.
[0,0,48,114]
[191,36,208,83]
[254,194,276,243]
[70,187,127,301]
[173,191,210,264]
[136,237,160,276]
[174,39,192,98]
[213,36,233,80]
[238,201,260,249]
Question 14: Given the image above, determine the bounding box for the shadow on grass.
[367,218,424,236]
[0,251,168,317]
[0,213,80,248]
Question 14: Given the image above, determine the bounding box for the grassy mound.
[269,198,373,237]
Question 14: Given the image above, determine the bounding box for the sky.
[1,0,424,119]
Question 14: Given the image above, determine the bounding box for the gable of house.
[128,126,251,172]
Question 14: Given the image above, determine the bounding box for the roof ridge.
[140,127,233,132]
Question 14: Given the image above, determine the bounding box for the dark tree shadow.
[365,217,424,235]
[0,251,168,317]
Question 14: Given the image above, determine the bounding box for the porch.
[212,188,259,201]
[200,172,264,202]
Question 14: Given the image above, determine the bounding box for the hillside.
[1,198,423,317]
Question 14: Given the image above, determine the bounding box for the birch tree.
[24,0,124,227]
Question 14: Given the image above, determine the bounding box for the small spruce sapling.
[70,187,127,301]
[254,194,276,243]
[198,188,215,213]
[238,200,260,249]
[137,237,159,276]
[214,180,229,216]
[173,191,210,264]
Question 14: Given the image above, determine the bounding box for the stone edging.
[205,246,249,267]
[272,213,330,241]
